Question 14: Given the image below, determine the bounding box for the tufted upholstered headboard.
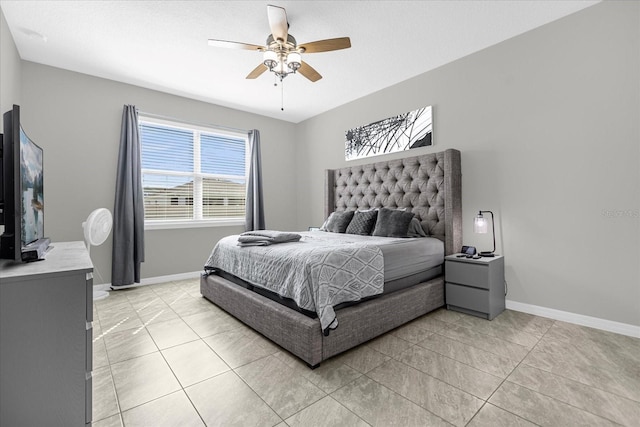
[324,149,462,255]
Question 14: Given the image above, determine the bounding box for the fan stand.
[83,208,113,301]
[85,241,109,301]
[89,265,110,301]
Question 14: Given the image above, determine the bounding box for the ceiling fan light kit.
[262,34,302,80]
[208,4,351,110]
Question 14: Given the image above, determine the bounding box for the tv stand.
[0,241,93,426]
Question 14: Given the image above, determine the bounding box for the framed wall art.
[345,105,433,161]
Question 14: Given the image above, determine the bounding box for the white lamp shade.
[286,52,301,70]
[474,215,488,233]
[263,50,277,68]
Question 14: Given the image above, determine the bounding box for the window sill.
[144,219,245,230]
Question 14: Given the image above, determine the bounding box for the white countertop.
[0,241,93,280]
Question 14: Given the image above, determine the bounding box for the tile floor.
[92,278,640,426]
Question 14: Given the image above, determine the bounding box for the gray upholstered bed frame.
[201,149,462,367]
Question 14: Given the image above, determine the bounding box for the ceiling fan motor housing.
[266,34,298,49]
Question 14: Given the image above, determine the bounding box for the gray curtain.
[112,105,145,287]
[245,129,265,231]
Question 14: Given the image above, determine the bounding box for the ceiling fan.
[208,4,351,83]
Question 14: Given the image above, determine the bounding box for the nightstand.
[445,254,505,320]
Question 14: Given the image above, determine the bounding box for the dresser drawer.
[446,261,489,289]
[86,273,94,322]
[446,282,489,313]
[86,323,93,372]
[85,372,92,425]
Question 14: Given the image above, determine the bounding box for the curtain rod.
[137,110,249,135]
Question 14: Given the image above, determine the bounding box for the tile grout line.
[357,316,511,412]
[96,307,124,426]
[450,314,546,346]
[432,310,528,349]
[95,284,201,425]
[180,300,299,425]
[157,343,209,426]
[438,321,532,362]
[414,330,512,380]
[230,352,297,425]
[479,317,631,426]
[409,318,534,426]
[143,284,239,426]
[358,355,454,426]
[105,287,170,424]
[361,338,473,426]
[501,322,638,426]
[458,320,552,427]
[524,333,640,404]
[282,355,370,421]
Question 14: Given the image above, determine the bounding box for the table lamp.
[474,210,496,257]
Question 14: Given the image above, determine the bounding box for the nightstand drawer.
[446,261,489,289]
[446,283,489,313]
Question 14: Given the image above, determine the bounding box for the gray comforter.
[205,233,384,332]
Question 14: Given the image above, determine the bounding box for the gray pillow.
[322,211,355,233]
[346,209,378,235]
[406,218,428,237]
[372,207,415,237]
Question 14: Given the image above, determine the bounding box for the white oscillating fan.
[82,208,113,300]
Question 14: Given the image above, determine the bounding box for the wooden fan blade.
[246,63,268,79]
[299,61,322,82]
[267,4,288,43]
[208,39,264,51]
[299,37,351,53]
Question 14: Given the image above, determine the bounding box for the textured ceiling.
[1,1,599,123]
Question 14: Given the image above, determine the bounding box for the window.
[139,115,248,229]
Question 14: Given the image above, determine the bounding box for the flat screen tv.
[0,105,47,261]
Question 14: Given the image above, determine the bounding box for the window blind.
[139,119,247,224]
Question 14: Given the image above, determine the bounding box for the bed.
[201,148,462,367]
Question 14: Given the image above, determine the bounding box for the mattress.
[300,231,444,281]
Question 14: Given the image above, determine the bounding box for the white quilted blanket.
[205,233,384,332]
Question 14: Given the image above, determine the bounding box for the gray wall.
[0,7,21,129]
[295,1,640,326]
[17,62,297,284]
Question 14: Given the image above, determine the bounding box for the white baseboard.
[93,271,201,292]
[506,300,640,338]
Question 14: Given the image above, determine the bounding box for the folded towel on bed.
[237,230,302,247]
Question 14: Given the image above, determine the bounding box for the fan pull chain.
[281,78,284,111]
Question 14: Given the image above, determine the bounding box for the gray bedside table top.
[445,254,504,264]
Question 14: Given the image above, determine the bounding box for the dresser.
[445,254,505,320]
[0,241,94,426]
